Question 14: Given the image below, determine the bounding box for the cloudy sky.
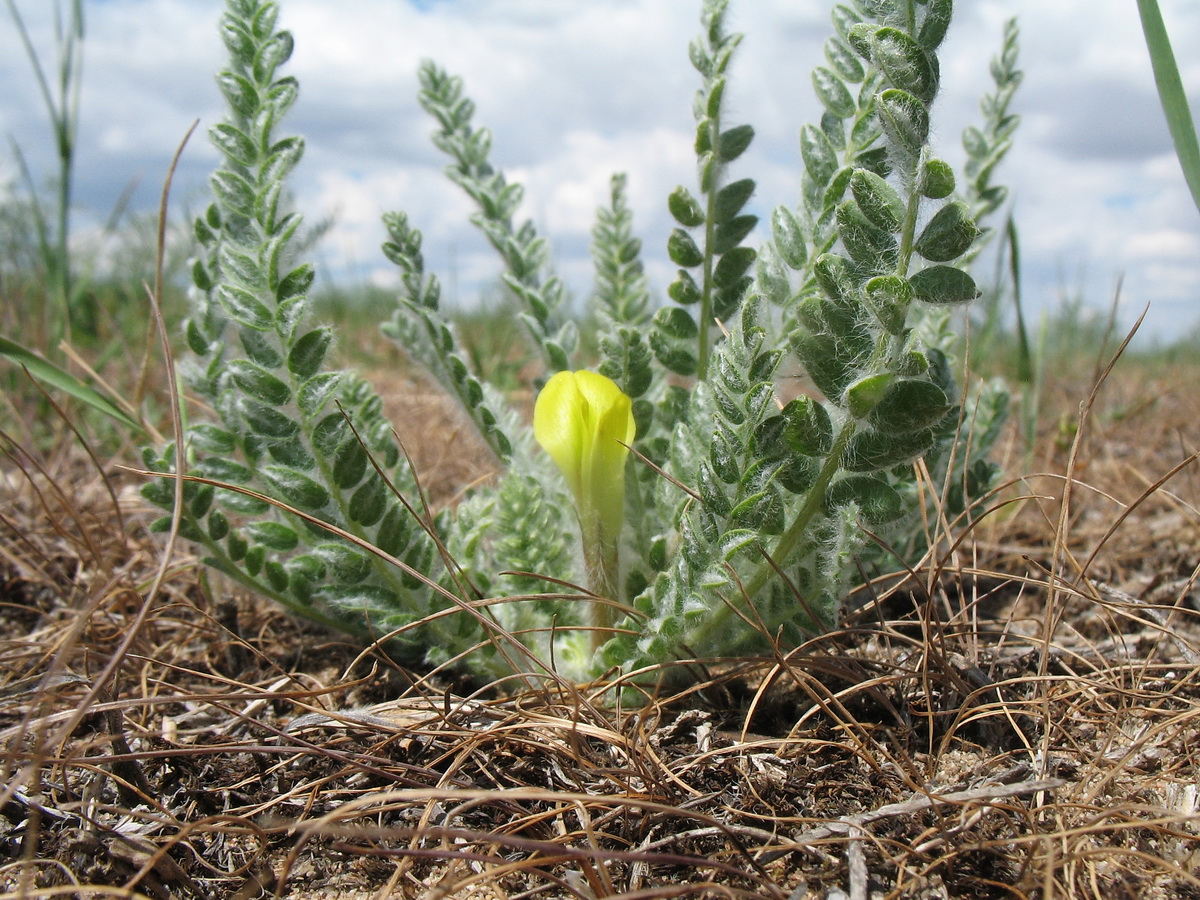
[2,0,1199,343]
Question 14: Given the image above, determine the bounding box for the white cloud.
[1,0,1198,341]
[1127,229,1200,260]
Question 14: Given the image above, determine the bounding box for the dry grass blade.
[6,316,1200,896]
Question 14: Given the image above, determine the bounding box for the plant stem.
[581,511,620,652]
[697,113,721,382]
[742,421,856,600]
[744,148,926,602]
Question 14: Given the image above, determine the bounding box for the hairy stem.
[581,514,620,653]
[697,111,720,381]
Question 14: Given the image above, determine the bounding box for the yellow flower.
[534,370,634,647]
[534,370,635,544]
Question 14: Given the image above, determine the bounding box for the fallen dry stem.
[3,360,1200,897]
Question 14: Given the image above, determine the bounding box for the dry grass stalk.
[2,348,1200,898]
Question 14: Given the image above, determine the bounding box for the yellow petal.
[533,371,586,502]
[573,370,634,535]
[533,370,635,541]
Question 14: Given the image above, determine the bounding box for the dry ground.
[2,357,1199,899]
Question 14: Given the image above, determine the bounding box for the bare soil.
[2,360,1199,899]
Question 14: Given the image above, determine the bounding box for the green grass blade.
[1007,214,1033,386]
[1137,0,1200,217]
[0,334,145,434]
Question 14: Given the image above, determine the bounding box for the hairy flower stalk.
[534,371,635,650]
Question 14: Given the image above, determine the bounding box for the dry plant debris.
[2,365,1200,899]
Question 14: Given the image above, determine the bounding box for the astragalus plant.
[144,0,1013,683]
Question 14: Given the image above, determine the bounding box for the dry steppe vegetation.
[3,344,1199,899]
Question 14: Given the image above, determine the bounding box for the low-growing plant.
[143,0,1015,684]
